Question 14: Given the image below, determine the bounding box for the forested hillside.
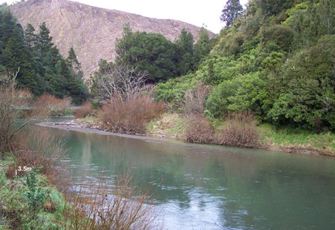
[155,0,335,132]
[0,5,88,104]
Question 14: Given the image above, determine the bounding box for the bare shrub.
[99,96,165,135]
[32,94,71,117]
[216,112,260,148]
[184,83,210,115]
[74,101,94,118]
[92,64,147,101]
[65,175,157,230]
[0,87,26,153]
[185,114,214,144]
[14,128,69,191]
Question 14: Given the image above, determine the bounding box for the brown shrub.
[185,115,214,144]
[0,87,23,153]
[74,101,93,118]
[99,95,165,135]
[184,84,210,115]
[14,128,69,191]
[216,112,260,148]
[32,94,71,117]
[65,175,157,230]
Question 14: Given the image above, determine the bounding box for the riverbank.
[0,154,67,229]
[40,113,335,157]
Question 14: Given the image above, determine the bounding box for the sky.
[0,0,249,33]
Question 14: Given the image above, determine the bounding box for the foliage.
[157,0,335,133]
[25,171,48,212]
[267,35,335,131]
[0,7,88,104]
[114,26,213,84]
[116,27,179,82]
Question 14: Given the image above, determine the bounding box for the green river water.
[40,125,335,230]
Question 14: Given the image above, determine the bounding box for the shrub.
[267,35,335,131]
[74,101,93,118]
[0,86,22,153]
[216,112,260,148]
[99,96,165,134]
[185,115,214,144]
[65,175,157,230]
[184,83,210,115]
[261,25,294,52]
[32,94,71,117]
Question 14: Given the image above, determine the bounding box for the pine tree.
[175,29,194,75]
[220,0,243,27]
[66,47,83,79]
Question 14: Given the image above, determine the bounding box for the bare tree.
[92,64,148,101]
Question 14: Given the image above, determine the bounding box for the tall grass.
[32,94,71,117]
[74,101,94,118]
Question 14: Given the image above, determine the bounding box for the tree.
[175,29,195,75]
[116,27,178,82]
[66,47,83,79]
[194,28,212,65]
[221,0,243,27]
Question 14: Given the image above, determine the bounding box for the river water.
[40,125,335,229]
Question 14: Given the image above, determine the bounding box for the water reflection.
[40,127,335,230]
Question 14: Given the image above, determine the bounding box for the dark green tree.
[175,29,195,75]
[220,0,243,27]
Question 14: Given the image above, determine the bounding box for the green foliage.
[267,35,335,130]
[206,72,265,118]
[25,171,48,212]
[261,25,294,52]
[0,7,88,104]
[115,26,213,84]
[256,0,293,16]
[116,27,178,82]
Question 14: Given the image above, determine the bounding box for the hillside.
[10,0,211,78]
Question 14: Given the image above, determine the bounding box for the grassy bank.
[0,154,67,229]
[146,113,335,156]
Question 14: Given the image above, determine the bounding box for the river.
[38,125,335,230]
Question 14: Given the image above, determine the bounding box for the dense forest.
[154,0,335,132]
[0,5,88,104]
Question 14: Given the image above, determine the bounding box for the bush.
[74,101,93,118]
[0,87,22,153]
[32,94,71,117]
[261,25,294,52]
[184,84,210,115]
[99,96,165,134]
[185,115,214,144]
[216,112,260,148]
[267,35,335,131]
[65,175,157,230]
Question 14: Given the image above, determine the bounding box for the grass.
[146,113,187,139]
[259,124,335,155]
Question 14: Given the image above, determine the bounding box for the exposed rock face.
[10,0,213,78]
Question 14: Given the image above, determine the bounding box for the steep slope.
[10,0,212,78]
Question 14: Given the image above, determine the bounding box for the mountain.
[10,0,213,78]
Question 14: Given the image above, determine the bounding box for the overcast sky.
[1,0,249,33]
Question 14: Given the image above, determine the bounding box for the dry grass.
[216,112,260,148]
[64,175,157,230]
[185,114,214,144]
[99,95,165,135]
[74,101,94,118]
[32,94,71,117]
